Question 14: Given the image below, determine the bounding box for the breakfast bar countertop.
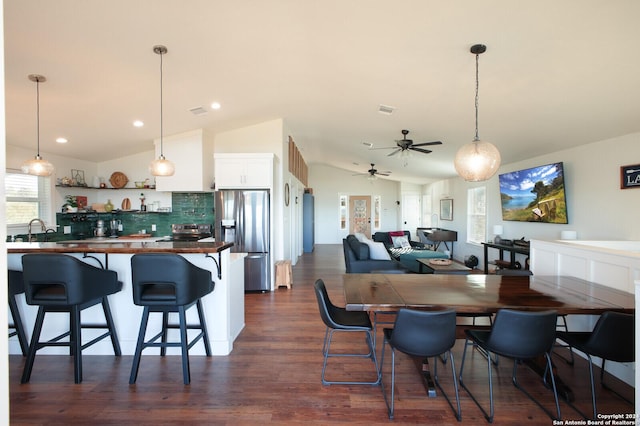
[7,240,233,254]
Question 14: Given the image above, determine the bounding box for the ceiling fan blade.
[377,172,391,176]
[387,148,401,157]
[411,147,433,154]
[369,146,397,150]
[412,141,443,147]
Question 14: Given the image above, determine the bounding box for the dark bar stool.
[21,254,122,384]
[129,253,215,385]
[8,270,29,356]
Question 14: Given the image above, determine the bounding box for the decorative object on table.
[429,259,452,266]
[21,74,55,176]
[104,199,114,212]
[620,163,640,189]
[492,225,503,244]
[63,195,78,213]
[91,203,106,212]
[454,44,501,182]
[440,198,453,221]
[109,171,128,188]
[134,181,145,188]
[76,196,88,210]
[149,45,175,176]
[71,169,86,186]
[121,198,131,210]
[139,193,146,211]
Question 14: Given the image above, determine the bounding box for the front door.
[349,195,371,237]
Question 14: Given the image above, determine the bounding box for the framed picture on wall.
[440,199,453,221]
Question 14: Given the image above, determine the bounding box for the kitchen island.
[7,240,245,356]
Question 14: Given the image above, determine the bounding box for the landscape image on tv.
[499,162,568,223]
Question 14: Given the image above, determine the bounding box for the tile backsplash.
[26,192,215,242]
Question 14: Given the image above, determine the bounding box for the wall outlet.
[151,224,156,232]
[64,226,71,234]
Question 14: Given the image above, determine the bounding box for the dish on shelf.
[109,172,128,189]
[429,259,452,266]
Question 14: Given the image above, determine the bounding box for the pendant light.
[149,45,175,176]
[454,44,501,182]
[21,74,55,176]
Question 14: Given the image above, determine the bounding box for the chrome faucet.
[27,218,46,242]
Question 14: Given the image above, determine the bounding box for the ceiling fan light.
[21,156,55,176]
[454,139,501,182]
[149,155,175,176]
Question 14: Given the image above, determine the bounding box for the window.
[466,186,486,244]
[373,195,381,230]
[339,195,347,230]
[6,170,53,234]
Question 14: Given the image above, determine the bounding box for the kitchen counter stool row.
[9,252,215,385]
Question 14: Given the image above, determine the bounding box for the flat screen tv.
[498,162,568,223]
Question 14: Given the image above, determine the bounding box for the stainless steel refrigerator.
[214,190,270,292]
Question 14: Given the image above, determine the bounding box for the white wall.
[423,132,640,266]
[309,163,401,243]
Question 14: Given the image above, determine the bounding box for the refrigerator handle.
[236,191,245,252]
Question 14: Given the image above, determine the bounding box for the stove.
[168,223,212,241]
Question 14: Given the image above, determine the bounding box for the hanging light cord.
[474,52,480,142]
[35,77,41,157]
[159,49,164,158]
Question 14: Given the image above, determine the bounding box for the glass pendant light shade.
[150,45,175,177]
[455,44,501,182]
[454,138,501,182]
[23,74,54,177]
[149,155,175,176]
[22,156,55,176]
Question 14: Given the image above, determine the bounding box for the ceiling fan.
[374,129,443,156]
[353,163,391,179]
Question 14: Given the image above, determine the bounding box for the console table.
[482,241,530,274]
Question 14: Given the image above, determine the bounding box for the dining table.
[342,273,635,401]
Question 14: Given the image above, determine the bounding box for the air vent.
[189,106,207,115]
[378,104,395,115]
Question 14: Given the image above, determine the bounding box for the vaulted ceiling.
[5,1,640,184]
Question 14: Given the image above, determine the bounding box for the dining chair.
[459,309,561,423]
[20,254,122,384]
[313,279,380,385]
[129,253,214,385]
[496,268,574,364]
[556,311,634,419]
[379,308,461,421]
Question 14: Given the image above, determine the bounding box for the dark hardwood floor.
[9,245,635,425]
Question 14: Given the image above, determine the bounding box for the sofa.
[342,235,407,273]
[373,230,449,273]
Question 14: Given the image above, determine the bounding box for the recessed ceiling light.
[211,102,221,110]
[133,120,144,127]
[56,137,68,144]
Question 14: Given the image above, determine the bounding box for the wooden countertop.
[7,241,234,254]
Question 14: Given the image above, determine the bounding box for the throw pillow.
[392,235,411,248]
[388,231,405,244]
[365,240,392,260]
[354,232,366,242]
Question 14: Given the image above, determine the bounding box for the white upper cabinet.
[154,129,214,192]
[214,153,274,189]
